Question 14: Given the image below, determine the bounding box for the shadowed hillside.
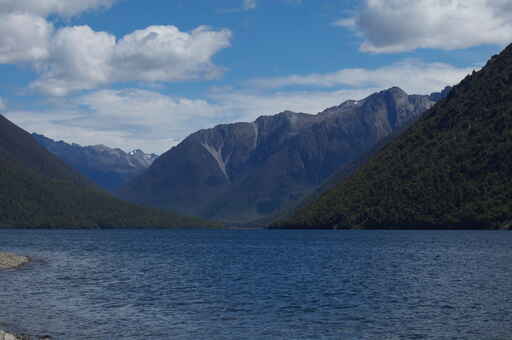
[121,87,445,224]
[33,133,157,193]
[0,115,205,228]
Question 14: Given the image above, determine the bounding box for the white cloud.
[0,0,116,17]
[0,1,232,95]
[5,89,224,152]
[31,25,116,96]
[5,87,384,153]
[337,0,512,53]
[5,56,471,153]
[0,97,6,111]
[0,21,231,96]
[0,0,479,153]
[249,60,474,94]
[113,26,232,83]
[78,89,220,124]
[0,13,53,63]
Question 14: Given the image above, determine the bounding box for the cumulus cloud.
[337,0,512,53]
[0,0,479,153]
[0,13,53,63]
[0,1,232,95]
[28,25,231,95]
[31,25,116,96]
[113,26,231,83]
[9,23,230,96]
[0,0,116,17]
[249,60,474,94]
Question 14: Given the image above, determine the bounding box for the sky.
[0,0,508,153]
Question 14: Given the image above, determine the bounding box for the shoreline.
[0,330,19,340]
[0,330,50,340]
[0,253,30,270]
[0,330,25,340]
[0,253,40,340]
[268,225,499,230]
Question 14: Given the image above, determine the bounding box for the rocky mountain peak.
[33,133,158,193]
[121,86,447,224]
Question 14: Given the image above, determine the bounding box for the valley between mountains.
[119,87,448,224]
[3,43,512,229]
[32,86,450,225]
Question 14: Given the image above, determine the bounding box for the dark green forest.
[0,115,205,228]
[275,43,512,229]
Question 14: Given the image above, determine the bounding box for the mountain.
[0,114,203,228]
[274,44,512,230]
[33,133,158,192]
[121,87,448,224]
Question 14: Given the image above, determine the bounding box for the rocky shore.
[0,253,29,270]
[0,330,21,340]
[0,330,51,340]
[0,253,48,340]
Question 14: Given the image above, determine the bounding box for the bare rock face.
[32,134,158,193]
[121,87,449,224]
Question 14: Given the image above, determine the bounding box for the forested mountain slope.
[0,115,203,228]
[275,44,512,229]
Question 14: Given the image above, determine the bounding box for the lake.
[1,229,511,339]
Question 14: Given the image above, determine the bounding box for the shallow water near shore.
[1,229,512,339]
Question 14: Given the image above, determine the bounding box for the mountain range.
[33,134,158,193]
[120,86,450,224]
[4,38,511,230]
[0,114,202,228]
[275,43,512,229]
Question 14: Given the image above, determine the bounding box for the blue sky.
[0,0,507,152]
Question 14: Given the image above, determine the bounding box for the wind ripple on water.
[0,229,511,339]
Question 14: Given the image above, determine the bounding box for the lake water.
[1,229,511,339]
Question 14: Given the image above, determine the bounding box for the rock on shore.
[0,253,29,270]
[0,330,19,340]
[0,330,51,340]
[0,253,27,340]
[0,254,48,340]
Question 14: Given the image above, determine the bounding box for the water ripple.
[0,229,511,339]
